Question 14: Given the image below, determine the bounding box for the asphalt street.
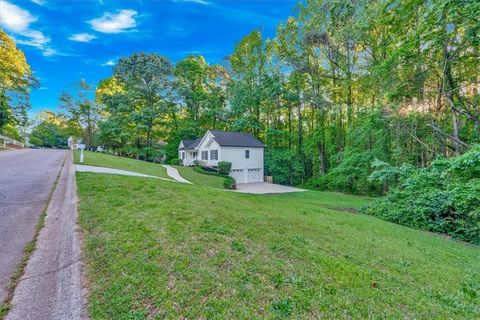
[0,149,67,303]
[6,151,86,320]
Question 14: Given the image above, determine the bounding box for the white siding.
[196,131,221,167]
[178,141,185,160]
[220,147,264,183]
[179,131,265,183]
[182,150,197,166]
[178,141,199,166]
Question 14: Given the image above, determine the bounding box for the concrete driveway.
[235,182,306,194]
[0,149,67,303]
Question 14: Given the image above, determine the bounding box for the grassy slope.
[73,150,168,179]
[173,165,225,188]
[77,173,479,319]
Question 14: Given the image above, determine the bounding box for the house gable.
[178,141,185,150]
[196,131,221,165]
[195,131,213,151]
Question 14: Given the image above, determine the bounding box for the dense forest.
[2,0,479,242]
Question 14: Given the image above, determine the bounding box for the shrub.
[29,136,42,146]
[223,176,236,189]
[194,166,217,175]
[265,149,303,185]
[142,146,164,162]
[362,146,480,244]
[169,158,181,165]
[193,165,236,189]
[218,161,232,176]
[305,151,382,195]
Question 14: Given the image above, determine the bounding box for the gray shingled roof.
[209,130,265,148]
[179,137,201,150]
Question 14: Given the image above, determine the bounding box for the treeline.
[32,0,479,194]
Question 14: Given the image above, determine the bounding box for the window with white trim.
[201,151,208,160]
[245,149,250,158]
[210,149,218,160]
[181,152,185,159]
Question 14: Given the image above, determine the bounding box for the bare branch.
[427,123,470,148]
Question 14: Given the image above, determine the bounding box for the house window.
[202,151,208,160]
[245,150,250,159]
[210,149,218,160]
[181,152,185,159]
[193,152,197,159]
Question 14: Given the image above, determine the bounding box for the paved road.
[7,151,86,320]
[0,149,67,303]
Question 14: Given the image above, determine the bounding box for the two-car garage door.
[229,168,263,184]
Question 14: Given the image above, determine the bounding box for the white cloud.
[69,33,96,42]
[0,0,56,56]
[101,59,116,66]
[0,0,37,32]
[31,0,46,5]
[173,0,211,5]
[187,0,211,4]
[89,9,137,34]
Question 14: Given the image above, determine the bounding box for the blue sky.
[0,0,298,115]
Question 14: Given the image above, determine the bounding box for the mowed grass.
[77,173,479,319]
[73,150,168,179]
[173,165,225,188]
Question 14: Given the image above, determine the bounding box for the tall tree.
[114,53,173,147]
[59,80,101,149]
[0,30,36,134]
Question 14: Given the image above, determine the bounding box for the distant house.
[68,136,82,150]
[179,130,265,184]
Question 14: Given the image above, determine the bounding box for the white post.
[80,147,84,163]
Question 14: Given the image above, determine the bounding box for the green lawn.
[77,172,479,319]
[173,165,225,188]
[73,150,168,179]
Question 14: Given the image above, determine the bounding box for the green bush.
[193,165,218,176]
[223,176,236,189]
[362,146,480,244]
[305,151,382,195]
[169,158,181,165]
[218,161,232,176]
[265,149,303,185]
[142,146,164,162]
[29,136,42,146]
[193,165,236,189]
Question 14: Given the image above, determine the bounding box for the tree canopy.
[0,29,35,135]
[10,0,480,243]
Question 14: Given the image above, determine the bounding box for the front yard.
[173,165,225,189]
[77,171,479,319]
[73,151,169,179]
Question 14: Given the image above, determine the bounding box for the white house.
[178,130,265,184]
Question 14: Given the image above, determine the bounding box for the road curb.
[6,151,87,320]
